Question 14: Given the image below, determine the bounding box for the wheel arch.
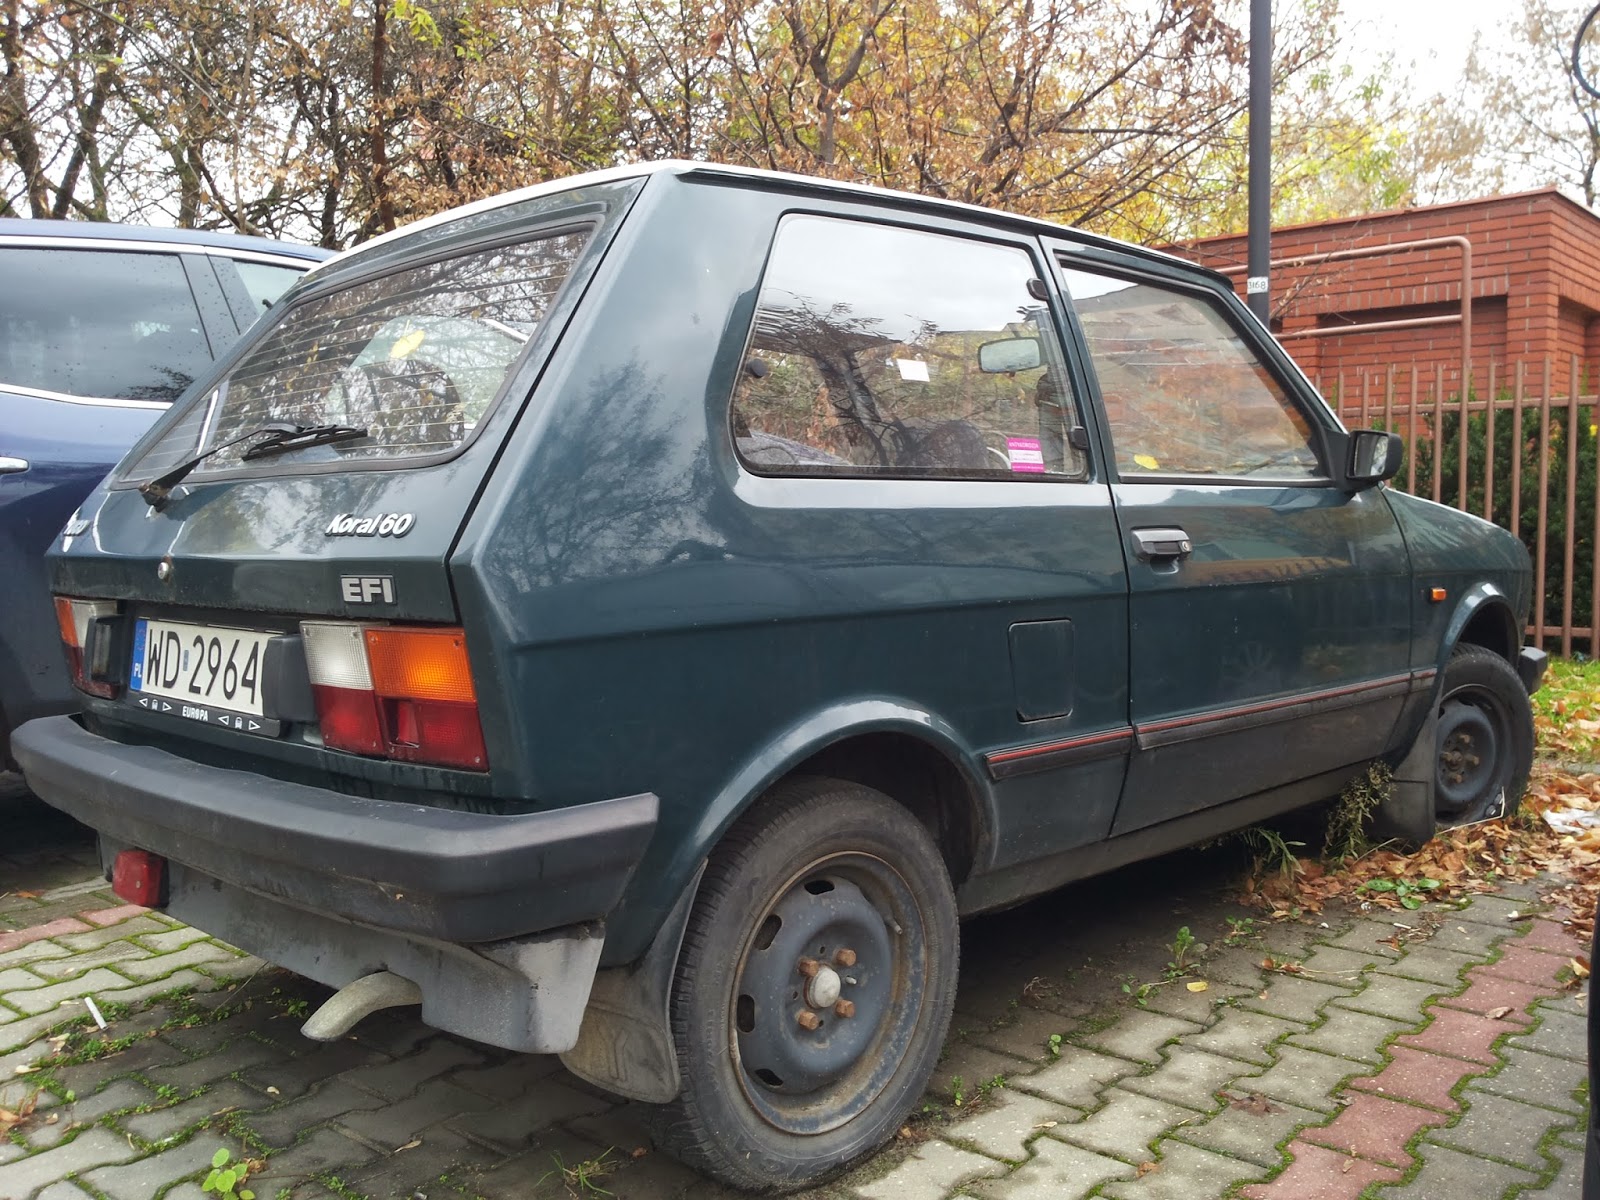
[1445,584,1520,665]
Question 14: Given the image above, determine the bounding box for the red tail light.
[54,596,119,699]
[301,622,487,771]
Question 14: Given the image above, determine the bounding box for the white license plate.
[130,619,273,718]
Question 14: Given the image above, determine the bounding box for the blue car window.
[232,261,306,314]
[0,248,210,403]
[732,216,1088,481]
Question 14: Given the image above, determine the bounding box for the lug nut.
[796,1010,822,1031]
[834,999,855,1018]
[834,948,857,968]
[798,957,822,977]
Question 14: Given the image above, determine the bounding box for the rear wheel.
[655,777,958,1192]
[1433,644,1535,828]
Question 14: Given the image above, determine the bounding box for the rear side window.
[125,229,591,482]
[232,261,306,316]
[0,247,210,402]
[732,216,1087,480]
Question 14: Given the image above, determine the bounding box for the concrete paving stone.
[80,1132,229,1200]
[1010,1046,1140,1108]
[198,954,266,983]
[854,1138,1010,1200]
[113,940,240,982]
[0,967,50,995]
[336,1080,497,1144]
[1451,894,1538,927]
[1508,1009,1589,1062]
[25,942,154,984]
[969,1135,1134,1200]
[1483,945,1578,989]
[966,1004,1079,1062]
[1286,1007,1413,1065]
[1186,1008,1306,1067]
[32,1184,96,1200]
[78,903,149,928]
[1171,1094,1325,1169]
[22,1079,158,1150]
[41,880,117,905]
[239,1039,390,1102]
[1239,1137,1405,1198]
[1377,945,1483,989]
[133,927,213,955]
[932,1040,1036,1105]
[1080,1010,1202,1065]
[468,1132,620,1200]
[1099,1137,1266,1199]
[1319,920,1406,959]
[0,918,94,956]
[4,967,135,1016]
[251,1125,381,1182]
[342,1012,436,1059]
[0,942,71,972]
[1046,1085,1200,1161]
[1334,975,1451,1023]
[0,1010,77,1056]
[1139,979,1250,1025]
[119,1079,271,1144]
[946,1087,1079,1161]
[1371,1139,1537,1197]
[448,1053,566,1101]
[1294,944,1384,984]
[1519,919,1589,958]
[1347,1043,1483,1113]
[146,1036,287,1093]
[1541,987,1590,1019]
[442,1077,611,1150]
[1436,969,1554,1024]
[339,1125,502,1198]
[1245,1046,1363,1115]
[337,1035,485,1100]
[1523,1140,1584,1198]
[1429,1090,1577,1170]
[1241,975,1358,1025]
[1299,1090,1449,1167]
[93,968,218,1010]
[51,1034,189,1096]
[242,1079,389,1147]
[1470,1046,1589,1115]
[1424,920,1511,958]
[1397,1005,1514,1065]
[1200,947,1278,989]
[1119,1046,1262,1112]
[54,916,172,953]
[0,1127,142,1194]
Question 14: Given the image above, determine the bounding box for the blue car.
[0,220,329,767]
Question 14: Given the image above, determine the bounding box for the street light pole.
[1247,0,1272,324]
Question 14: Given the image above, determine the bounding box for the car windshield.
[122,229,591,482]
[0,247,214,403]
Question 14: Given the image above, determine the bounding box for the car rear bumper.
[11,715,658,944]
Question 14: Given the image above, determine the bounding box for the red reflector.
[381,698,488,770]
[112,850,165,907]
[312,684,385,756]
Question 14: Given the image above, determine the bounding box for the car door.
[1050,249,1413,835]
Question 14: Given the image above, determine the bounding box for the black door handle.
[1131,527,1193,562]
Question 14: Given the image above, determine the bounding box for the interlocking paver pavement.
[1,774,1595,1200]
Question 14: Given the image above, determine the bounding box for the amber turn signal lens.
[1428,587,1447,603]
[364,627,477,703]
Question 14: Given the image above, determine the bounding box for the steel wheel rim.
[729,851,927,1135]
[1435,685,1510,819]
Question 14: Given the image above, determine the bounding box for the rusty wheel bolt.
[796,1009,822,1031]
[834,999,855,1018]
[797,957,821,978]
[834,948,857,968]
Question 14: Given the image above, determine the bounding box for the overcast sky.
[1336,0,1512,98]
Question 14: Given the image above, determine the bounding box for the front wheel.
[1433,644,1535,827]
[655,777,959,1192]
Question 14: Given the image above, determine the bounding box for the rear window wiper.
[140,422,368,508]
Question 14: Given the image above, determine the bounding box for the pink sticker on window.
[1006,436,1045,473]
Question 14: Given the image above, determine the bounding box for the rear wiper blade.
[140,422,368,508]
[241,423,368,461]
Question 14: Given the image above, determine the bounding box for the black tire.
[1433,644,1535,827]
[653,776,959,1192]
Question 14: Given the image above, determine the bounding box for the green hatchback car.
[15,161,1545,1191]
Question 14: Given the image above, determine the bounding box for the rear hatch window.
[118,228,592,485]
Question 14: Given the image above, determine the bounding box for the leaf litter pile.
[1241,764,1600,949]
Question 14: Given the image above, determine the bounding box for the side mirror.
[978,337,1041,374]
[1342,429,1403,491]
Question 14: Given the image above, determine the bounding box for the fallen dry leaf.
[1573,957,1592,979]
[1486,1005,1514,1020]
[394,1138,421,1153]
[631,1147,649,1158]
[1222,1091,1278,1116]
[1341,1156,1353,1174]
[1186,980,1209,992]
[1136,1161,1159,1177]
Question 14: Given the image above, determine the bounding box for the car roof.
[321,159,1217,282]
[0,218,330,262]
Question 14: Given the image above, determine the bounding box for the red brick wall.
[1170,190,1600,397]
